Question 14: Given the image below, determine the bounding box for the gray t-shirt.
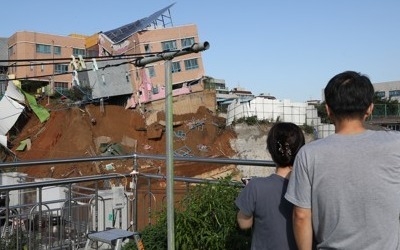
[285,129,400,249]
[235,174,297,250]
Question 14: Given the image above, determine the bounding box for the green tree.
[315,102,330,123]
[372,94,400,117]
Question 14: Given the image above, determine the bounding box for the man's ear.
[325,104,332,118]
[365,103,374,117]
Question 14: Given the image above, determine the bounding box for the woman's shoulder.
[248,175,284,186]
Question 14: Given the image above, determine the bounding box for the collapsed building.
[1,3,217,160]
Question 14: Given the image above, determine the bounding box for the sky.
[2,0,400,102]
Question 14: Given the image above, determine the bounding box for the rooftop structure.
[103,3,175,44]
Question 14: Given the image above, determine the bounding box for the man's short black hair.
[324,71,374,120]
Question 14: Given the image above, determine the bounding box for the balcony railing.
[370,103,400,118]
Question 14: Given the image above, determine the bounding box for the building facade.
[373,81,400,101]
[7,32,86,95]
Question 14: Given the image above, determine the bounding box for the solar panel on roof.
[103,3,175,44]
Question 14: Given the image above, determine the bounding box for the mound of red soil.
[10,100,237,179]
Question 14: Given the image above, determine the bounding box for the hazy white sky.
[2,0,400,102]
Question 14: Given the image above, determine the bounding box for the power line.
[1,45,205,83]
[0,59,137,82]
[0,49,187,82]
[0,50,166,64]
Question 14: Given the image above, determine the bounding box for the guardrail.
[0,154,274,249]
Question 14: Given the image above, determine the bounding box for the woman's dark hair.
[267,122,305,167]
[324,71,374,120]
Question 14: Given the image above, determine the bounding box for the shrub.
[123,177,251,250]
[233,116,259,126]
[301,124,314,135]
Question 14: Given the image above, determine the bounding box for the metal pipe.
[0,173,129,191]
[0,172,245,194]
[132,156,139,232]
[141,173,244,186]
[133,42,210,67]
[164,59,175,250]
[0,154,275,169]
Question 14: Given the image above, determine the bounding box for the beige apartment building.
[5,4,207,100]
[8,32,86,94]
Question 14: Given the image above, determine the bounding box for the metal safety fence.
[0,154,274,249]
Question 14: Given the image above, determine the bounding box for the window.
[54,64,69,74]
[171,61,181,73]
[9,64,15,74]
[36,44,51,54]
[152,86,159,94]
[388,124,400,131]
[144,44,151,53]
[181,37,195,48]
[147,66,156,77]
[389,90,400,97]
[86,50,98,57]
[0,75,7,96]
[375,91,385,98]
[73,48,85,56]
[184,58,199,70]
[0,81,5,97]
[53,46,61,55]
[54,82,69,93]
[8,45,14,55]
[161,40,177,51]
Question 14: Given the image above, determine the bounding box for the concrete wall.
[144,90,216,125]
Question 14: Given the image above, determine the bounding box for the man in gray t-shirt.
[285,71,400,249]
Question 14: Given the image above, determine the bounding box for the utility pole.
[134,41,210,250]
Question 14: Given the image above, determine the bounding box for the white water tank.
[35,177,67,214]
[0,172,27,206]
[94,187,132,232]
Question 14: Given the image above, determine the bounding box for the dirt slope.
[9,99,237,179]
